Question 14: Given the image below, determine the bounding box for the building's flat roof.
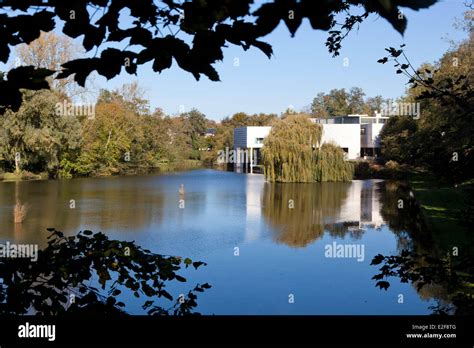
[234,126,272,129]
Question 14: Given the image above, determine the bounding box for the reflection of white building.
[243,178,385,243]
[243,175,265,242]
[337,180,385,229]
[233,115,389,170]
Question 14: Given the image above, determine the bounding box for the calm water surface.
[0,169,436,314]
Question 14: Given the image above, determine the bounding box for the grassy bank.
[408,170,472,250]
[0,171,49,182]
[156,159,204,172]
[0,160,206,182]
[351,160,472,250]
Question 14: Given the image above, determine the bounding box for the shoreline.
[0,160,208,183]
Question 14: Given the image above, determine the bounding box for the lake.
[0,169,438,314]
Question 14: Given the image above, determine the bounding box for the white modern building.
[233,114,388,172]
[313,114,389,158]
[316,122,361,159]
[233,126,271,173]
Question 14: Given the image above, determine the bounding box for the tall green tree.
[378,29,473,183]
[0,90,82,176]
[182,108,207,159]
[98,82,150,116]
[347,87,366,114]
[379,116,418,164]
[364,95,387,115]
[310,92,329,118]
[311,87,383,117]
[326,88,350,115]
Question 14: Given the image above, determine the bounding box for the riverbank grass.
[0,171,48,182]
[408,170,471,249]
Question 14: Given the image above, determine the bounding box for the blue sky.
[4,0,471,120]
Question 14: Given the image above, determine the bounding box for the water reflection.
[0,177,166,245]
[0,175,399,250]
[0,170,452,314]
[369,181,474,314]
[377,180,433,254]
[0,173,437,253]
[261,180,385,247]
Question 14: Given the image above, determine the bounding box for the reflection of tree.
[261,182,350,247]
[377,180,433,254]
[0,179,166,246]
[79,179,166,231]
[375,180,474,314]
[0,229,210,316]
[325,221,365,240]
[371,247,474,314]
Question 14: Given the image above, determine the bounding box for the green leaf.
[375,281,390,290]
[175,275,186,282]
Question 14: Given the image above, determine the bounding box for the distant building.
[312,114,388,158]
[233,114,388,172]
[203,128,217,137]
[233,126,271,173]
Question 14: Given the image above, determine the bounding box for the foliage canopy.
[0,0,438,113]
[0,229,210,315]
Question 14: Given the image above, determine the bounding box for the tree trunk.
[15,152,20,174]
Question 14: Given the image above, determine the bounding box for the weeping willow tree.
[261,114,353,182]
[261,114,321,182]
[314,142,354,182]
